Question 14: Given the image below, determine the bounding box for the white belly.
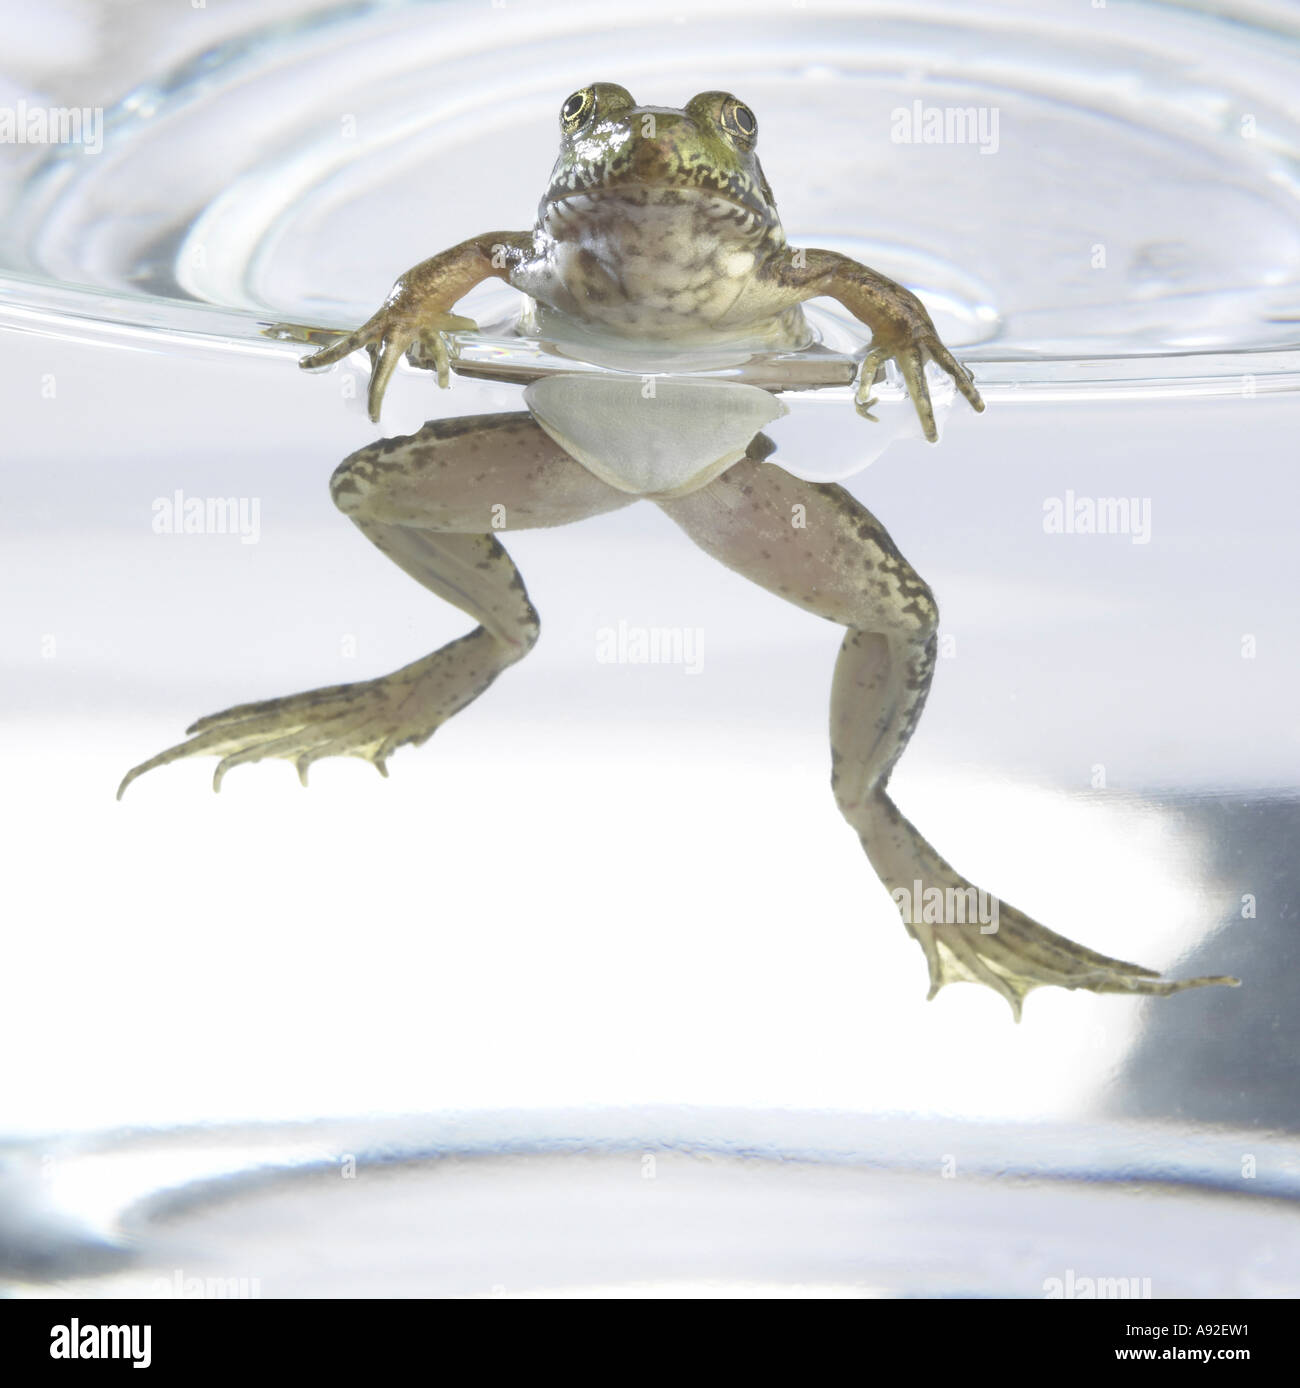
[524,374,786,499]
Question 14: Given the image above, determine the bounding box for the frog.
[118,82,1238,1019]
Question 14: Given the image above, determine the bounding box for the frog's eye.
[720,99,757,144]
[560,87,596,133]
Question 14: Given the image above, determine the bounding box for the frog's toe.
[407,314,480,389]
[911,918,1030,1020]
[895,348,938,442]
[1089,970,1242,998]
[117,672,431,797]
[908,917,1035,1021]
[365,340,409,422]
[210,730,357,792]
[116,735,213,800]
[928,342,985,413]
[300,327,369,370]
[853,347,888,403]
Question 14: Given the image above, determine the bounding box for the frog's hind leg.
[657,444,1239,1018]
[119,412,634,796]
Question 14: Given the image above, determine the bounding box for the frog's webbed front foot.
[658,448,1240,1019]
[781,247,984,441]
[852,333,981,441]
[298,231,531,421]
[301,307,479,421]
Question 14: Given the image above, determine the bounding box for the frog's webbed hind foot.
[866,797,1240,1021]
[119,414,636,801]
[117,630,511,798]
[119,514,554,798]
[904,889,1240,1023]
[655,456,1240,1021]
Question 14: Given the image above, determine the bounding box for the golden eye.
[721,99,757,142]
[560,87,595,133]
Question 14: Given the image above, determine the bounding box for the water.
[5,0,1300,367]
[2,0,1299,1297]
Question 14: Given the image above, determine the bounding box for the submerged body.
[120,84,1237,1018]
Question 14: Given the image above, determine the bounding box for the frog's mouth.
[545,181,772,223]
[543,190,776,244]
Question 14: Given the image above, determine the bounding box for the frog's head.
[542,82,780,230]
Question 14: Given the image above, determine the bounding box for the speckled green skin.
[118,85,1238,1017]
[517,85,807,347]
[279,81,984,435]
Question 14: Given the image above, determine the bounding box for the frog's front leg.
[300,231,534,421]
[777,248,984,441]
[658,446,1239,1019]
[118,413,634,797]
